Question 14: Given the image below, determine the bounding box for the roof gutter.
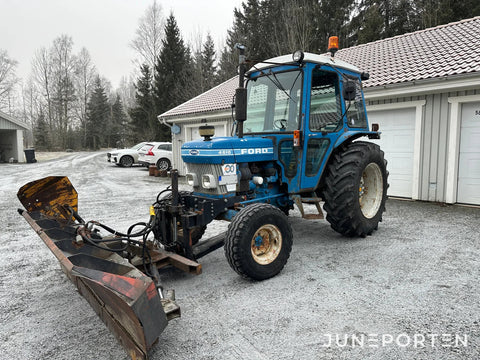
[158,116,172,129]
[364,73,480,100]
[160,109,232,124]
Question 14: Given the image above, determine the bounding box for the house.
[0,111,30,163]
[159,16,480,206]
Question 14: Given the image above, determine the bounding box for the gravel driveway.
[1,151,479,360]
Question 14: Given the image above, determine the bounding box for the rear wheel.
[224,203,292,280]
[156,158,171,171]
[119,155,134,167]
[322,141,388,237]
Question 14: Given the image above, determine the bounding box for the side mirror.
[235,87,247,122]
[343,81,356,102]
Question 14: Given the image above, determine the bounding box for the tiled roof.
[161,16,480,119]
[160,76,238,118]
[336,16,480,87]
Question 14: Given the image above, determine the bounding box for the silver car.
[137,142,173,170]
[107,142,147,167]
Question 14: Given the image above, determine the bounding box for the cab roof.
[247,52,361,75]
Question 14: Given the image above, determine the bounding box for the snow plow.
[17,176,195,359]
[18,39,388,359]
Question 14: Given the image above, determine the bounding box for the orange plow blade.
[17,176,175,359]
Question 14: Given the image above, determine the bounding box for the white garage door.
[368,107,416,198]
[457,102,480,205]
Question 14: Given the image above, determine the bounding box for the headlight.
[186,173,198,187]
[292,50,304,63]
[202,174,216,189]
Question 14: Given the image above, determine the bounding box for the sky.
[0,0,243,88]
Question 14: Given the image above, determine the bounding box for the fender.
[333,130,381,148]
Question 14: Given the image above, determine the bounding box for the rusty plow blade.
[17,176,177,359]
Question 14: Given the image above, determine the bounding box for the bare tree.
[0,49,20,113]
[117,75,136,110]
[21,77,41,127]
[32,46,54,143]
[73,47,97,147]
[131,0,165,71]
[278,0,318,54]
[31,35,79,149]
[50,35,77,148]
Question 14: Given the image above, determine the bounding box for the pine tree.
[217,39,240,84]
[34,111,50,150]
[85,77,110,149]
[200,34,217,92]
[129,64,158,142]
[110,95,128,147]
[153,13,192,141]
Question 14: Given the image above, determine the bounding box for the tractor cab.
[241,50,375,193]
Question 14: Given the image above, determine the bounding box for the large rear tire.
[224,203,293,280]
[322,141,388,237]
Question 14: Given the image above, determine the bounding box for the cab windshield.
[244,70,302,133]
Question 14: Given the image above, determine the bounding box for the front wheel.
[224,203,293,280]
[156,158,171,171]
[119,155,134,167]
[322,141,388,237]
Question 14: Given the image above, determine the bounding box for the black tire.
[119,155,134,167]
[156,158,171,171]
[224,203,293,280]
[322,141,388,237]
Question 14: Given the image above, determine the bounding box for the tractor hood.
[181,136,275,164]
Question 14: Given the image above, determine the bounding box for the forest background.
[1,0,478,150]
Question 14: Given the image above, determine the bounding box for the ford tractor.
[17,38,388,359]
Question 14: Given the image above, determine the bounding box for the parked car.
[107,142,147,167]
[137,142,173,171]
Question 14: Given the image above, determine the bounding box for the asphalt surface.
[0,151,479,359]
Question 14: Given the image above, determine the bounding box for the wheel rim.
[250,224,282,265]
[359,162,383,219]
[121,157,132,166]
[158,160,169,171]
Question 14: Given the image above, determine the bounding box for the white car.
[137,142,173,171]
[107,142,147,167]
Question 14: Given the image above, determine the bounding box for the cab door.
[300,66,343,191]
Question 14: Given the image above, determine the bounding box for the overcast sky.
[0,0,243,88]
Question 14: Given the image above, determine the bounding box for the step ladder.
[292,194,324,220]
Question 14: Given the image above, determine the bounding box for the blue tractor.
[17,39,388,359]
[153,41,388,280]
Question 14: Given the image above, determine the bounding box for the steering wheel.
[273,118,288,130]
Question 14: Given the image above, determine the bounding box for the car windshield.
[131,142,146,150]
[244,70,302,133]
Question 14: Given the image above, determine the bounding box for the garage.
[457,102,480,205]
[367,107,416,198]
[0,111,30,163]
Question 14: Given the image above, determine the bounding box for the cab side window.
[345,78,367,128]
